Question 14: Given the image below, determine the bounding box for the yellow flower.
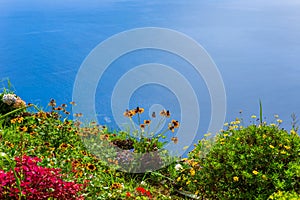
[5,141,14,148]
[81,150,88,156]
[160,109,170,117]
[168,123,175,133]
[144,120,151,125]
[181,158,188,162]
[73,113,83,117]
[269,145,275,149]
[223,134,228,137]
[274,114,279,118]
[252,170,259,175]
[191,161,199,168]
[270,123,276,126]
[229,125,238,130]
[280,150,286,154]
[140,124,145,130]
[110,182,124,190]
[251,115,257,119]
[224,122,229,126]
[86,163,96,171]
[290,130,297,135]
[177,177,181,182]
[186,181,191,185]
[30,124,37,129]
[123,109,134,118]
[233,176,239,182]
[262,175,268,180]
[10,118,17,124]
[59,143,69,149]
[263,134,267,139]
[171,119,180,128]
[277,119,283,124]
[134,107,144,114]
[284,145,291,150]
[12,117,24,124]
[19,126,28,132]
[190,168,196,176]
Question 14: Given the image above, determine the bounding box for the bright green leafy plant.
[178,117,300,199]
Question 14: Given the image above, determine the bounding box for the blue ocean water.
[1,0,300,148]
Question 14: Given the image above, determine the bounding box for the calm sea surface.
[1,0,300,145]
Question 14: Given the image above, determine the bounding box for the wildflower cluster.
[0,155,85,199]
[175,116,300,199]
[122,107,180,153]
[2,82,299,199]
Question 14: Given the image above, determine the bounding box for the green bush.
[268,190,300,200]
[179,120,300,199]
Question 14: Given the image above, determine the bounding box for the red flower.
[136,187,146,193]
[136,186,152,199]
[126,192,131,197]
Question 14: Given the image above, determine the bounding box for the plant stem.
[0,104,34,120]
[259,99,263,125]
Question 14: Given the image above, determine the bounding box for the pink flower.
[0,155,85,199]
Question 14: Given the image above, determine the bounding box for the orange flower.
[48,99,56,107]
[140,124,146,130]
[144,120,151,125]
[135,107,144,114]
[171,137,178,144]
[160,109,170,117]
[19,126,28,132]
[168,123,175,132]
[73,113,83,117]
[123,109,134,118]
[171,120,180,128]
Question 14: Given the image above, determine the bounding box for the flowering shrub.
[121,107,180,153]
[107,107,180,171]
[0,155,84,200]
[268,190,300,200]
[179,119,300,199]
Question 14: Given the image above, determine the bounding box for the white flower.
[175,163,183,171]
[141,181,146,185]
[2,94,17,106]
[0,152,7,157]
